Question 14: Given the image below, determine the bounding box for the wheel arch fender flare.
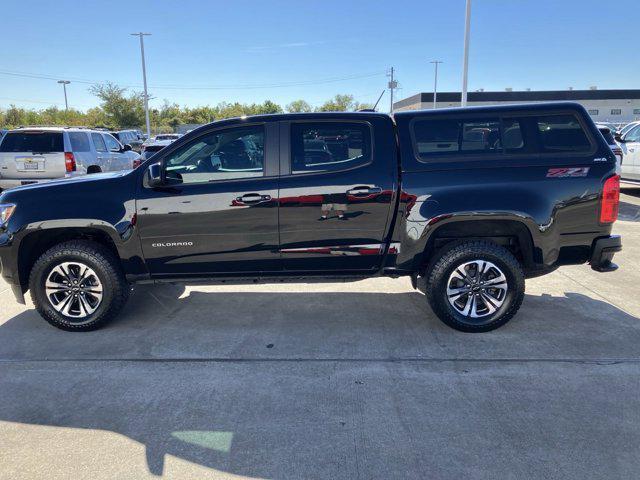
[400,211,541,272]
[13,220,138,292]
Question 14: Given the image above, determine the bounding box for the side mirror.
[147,162,163,187]
[123,143,133,152]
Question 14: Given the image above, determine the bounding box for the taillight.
[600,174,620,224]
[64,152,76,172]
[132,159,141,169]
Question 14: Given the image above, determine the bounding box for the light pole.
[461,0,472,106]
[430,61,443,109]
[131,32,152,137]
[57,80,70,111]
[388,67,398,114]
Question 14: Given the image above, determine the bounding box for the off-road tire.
[29,240,129,331]
[425,241,525,332]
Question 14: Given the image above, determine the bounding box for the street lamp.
[461,0,472,106]
[430,61,443,109]
[131,32,152,138]
[57,80,70,111]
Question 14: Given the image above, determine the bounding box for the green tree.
[256,100,283,114]
[286,99,312,113]
[315,94,374,112]
[89,82,145,129]
[316,94,354,112]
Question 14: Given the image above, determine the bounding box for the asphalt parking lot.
[0,185,639,480]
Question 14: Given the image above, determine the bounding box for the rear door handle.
[237,193,271,204]
[347,186,382,196]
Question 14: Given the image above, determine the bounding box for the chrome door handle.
[347,186,382,196]
[237,193,271,204]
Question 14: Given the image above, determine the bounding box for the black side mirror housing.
[147,162,163,187]
[123,144,133,152]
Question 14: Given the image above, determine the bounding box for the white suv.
[0,127,141,190]
[617,124,640,181]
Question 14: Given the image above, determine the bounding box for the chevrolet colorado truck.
[0,103,622,332]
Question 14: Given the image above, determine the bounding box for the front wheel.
[29,240,130,331]
[425,241,525,332]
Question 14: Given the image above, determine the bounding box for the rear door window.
[290,122,371,174]
[535,115,591,152]
[103,134,121,152]
[68,132,91,152]
[0,131,63,153]
[91,133,107,152]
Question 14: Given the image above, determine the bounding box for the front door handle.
[347,186,382,196]
[237,193,271,204]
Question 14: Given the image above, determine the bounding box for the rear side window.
[536,115,591,152]
[290,122,371,174]
[68,132,91,152]
[0,131,63,153]
[413,118,511,158]
[91,133,107,152]
[412,112,592,161]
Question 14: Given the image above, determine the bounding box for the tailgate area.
[0,130,66,180]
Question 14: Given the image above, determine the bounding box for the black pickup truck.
[0,103,622,332]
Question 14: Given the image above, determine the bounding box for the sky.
[0,0,637,113]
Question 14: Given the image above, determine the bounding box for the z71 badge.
[546,167,590,178]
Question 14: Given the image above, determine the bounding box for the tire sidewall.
[31,251,116,330]
[429,244,525,332]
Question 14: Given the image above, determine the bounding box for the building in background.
[393,89,640,124]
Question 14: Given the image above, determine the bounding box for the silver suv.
[0,127,141,190]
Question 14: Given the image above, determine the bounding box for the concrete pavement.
[0,186,639,479]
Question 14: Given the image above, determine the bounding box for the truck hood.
[0,171,134,203]
[4,171,131,191]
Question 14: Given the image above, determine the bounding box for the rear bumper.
[589,235,622,272]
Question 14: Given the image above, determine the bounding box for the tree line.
[0,83,374,132]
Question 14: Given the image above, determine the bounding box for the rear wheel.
[425,241,525,332]
[29,240,129,331]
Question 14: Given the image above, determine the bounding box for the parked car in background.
[596,122,620,135]
[141,139,173,160]
[616,124,640,181]
[133,129,147,141]
[141,134,183,160]
[618,121,640,138]
[596,124,623,166]
[0,127,141,190]
[153,133,182,141]
[0,129,7,141]
[111,130,143,153]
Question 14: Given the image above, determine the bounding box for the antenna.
[373,90,386,111]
